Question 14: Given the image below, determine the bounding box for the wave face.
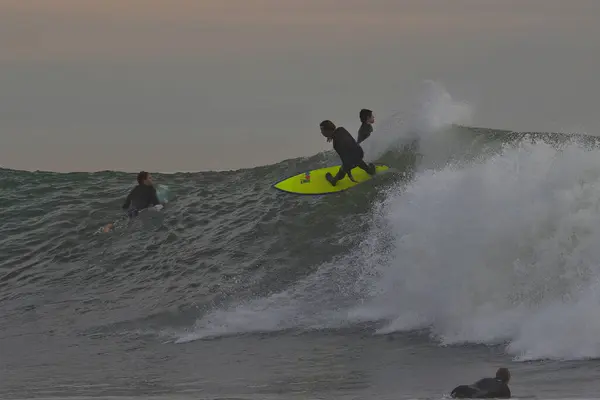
[3,80,600,382]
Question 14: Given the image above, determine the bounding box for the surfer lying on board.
[319,119,376,186]
[101,171,163,233]
[450,367,511,399]
[357,108,375,144]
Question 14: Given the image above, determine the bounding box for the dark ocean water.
[4,124,600,399]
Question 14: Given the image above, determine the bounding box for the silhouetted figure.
[450,368,511,399]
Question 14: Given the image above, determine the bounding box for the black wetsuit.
[357,122,373,144]
[122,184,160,218]
[451,377,511,399]
[327,126,375,185]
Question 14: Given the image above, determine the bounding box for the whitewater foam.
[362,80,473,166]
[176,81,600,362]
[352,139,600,361]
[178,137,600,362]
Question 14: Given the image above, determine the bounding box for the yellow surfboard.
[273,164,390,195]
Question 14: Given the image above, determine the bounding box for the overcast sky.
[1,0,599,172]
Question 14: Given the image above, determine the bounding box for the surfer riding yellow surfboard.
[319,119,376,186]
[272,114,388,195]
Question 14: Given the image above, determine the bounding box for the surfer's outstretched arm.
[357,123,373,144]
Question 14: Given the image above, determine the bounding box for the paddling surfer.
[450,368,512,399]
[121,171,161,217]
[102,171,163,233]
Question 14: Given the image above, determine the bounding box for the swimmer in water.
[102,171,163,233]
[450,367,511,399]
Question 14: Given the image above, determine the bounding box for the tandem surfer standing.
[357,108,375,144]
[102,171,164,233]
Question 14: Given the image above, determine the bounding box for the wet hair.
[496,368,510,383]
[319,120,336,132]
[137,171,149,185]
[359,109,372,123]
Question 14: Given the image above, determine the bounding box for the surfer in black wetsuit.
[450,368,512,399]
[320,120,376,186]
[101,171,162,233]
[122,171,161,218]
[357,108,375,144]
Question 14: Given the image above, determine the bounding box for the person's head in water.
[320,120,336,140]
[496,367,510,383]
[137,171,153,186]
[360,109,375,124]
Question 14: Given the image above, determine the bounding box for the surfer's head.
[496,368,510,383]
[320,120,336,138]
[360,109,374,124]
[137,171,153,186]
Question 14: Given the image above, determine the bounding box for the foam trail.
[362,80,473,164]
[175,269,353,342]
[412,80,473,133]
[350,139,600,361]
[174,232,390,343]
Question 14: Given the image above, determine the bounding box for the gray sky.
[1,0,599,172]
